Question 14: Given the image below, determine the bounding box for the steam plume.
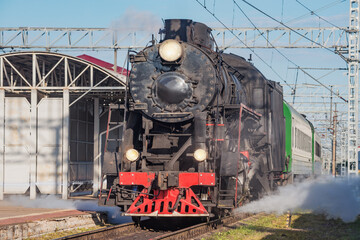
[6,195,130,224]
[236,176,360,223]
[110,8,162,33]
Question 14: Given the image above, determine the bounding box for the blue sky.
[0,0,351,109]
[0,0,349,28]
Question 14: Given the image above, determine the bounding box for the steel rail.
[55,222,138,240]
[56,213,262,240]
[151,213,255,240]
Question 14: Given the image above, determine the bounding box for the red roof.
[77,54,129,76]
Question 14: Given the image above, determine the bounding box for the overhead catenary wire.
[281,0,284,23]
[233,0,347,103]
[233,0,348,59]
[194,0,295,91]
[295,0,343,29]
[286,0,347,26]
[239,0,339,55]
[232,0,236,27]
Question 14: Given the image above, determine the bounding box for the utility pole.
[340,128,348,176]
[332,103,337,176]
[329,85,334,175]
[329,85,333,131]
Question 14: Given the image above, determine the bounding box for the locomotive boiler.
[100,19,290,219]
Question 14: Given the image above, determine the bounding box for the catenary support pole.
[332,104,337,176]
[30,89,37,199]
[62,89,69,199]
[30,54,37,199]
[62,58,69,199]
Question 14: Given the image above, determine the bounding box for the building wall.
[1,97,64,196]
[3,97,30,194]
[37,98,63,194]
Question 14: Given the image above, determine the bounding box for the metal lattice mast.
[348,0,359,175]
[341,129,348,176]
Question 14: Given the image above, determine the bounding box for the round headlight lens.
[125,149,140,162]
[159,40,183,62]
[194,149,207,162]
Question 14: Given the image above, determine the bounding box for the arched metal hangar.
[0,51,126,199]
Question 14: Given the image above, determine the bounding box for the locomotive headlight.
[194,149,207,162]
[125,149,140,162]
[159,39,183,62]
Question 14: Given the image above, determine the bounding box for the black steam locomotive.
[100,19,286,219]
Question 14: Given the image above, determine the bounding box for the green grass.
[205,213,360,240]
[26,226,106,240]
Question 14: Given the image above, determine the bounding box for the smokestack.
[163,19,214,49]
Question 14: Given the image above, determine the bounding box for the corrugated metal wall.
[4,98,30,194]
[1,96,100,197]
[37,98,63,194]
[2,97,65,195]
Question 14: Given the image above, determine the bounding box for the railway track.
[55,222,138,240]
[56,212,261,240]
[152,212,265,240]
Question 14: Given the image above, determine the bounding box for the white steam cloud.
[5,177,360,224]
[6,195,131,224]
[236,176,360,223]
[110,8,162,33]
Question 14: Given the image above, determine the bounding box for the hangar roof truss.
[0,52,126,104]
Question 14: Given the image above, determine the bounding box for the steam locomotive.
[99,19,321,219]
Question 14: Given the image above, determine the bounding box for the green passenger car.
[283,101,321,182]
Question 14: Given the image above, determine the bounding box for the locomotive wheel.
[131,216,141,225]
[201,216,211,223]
